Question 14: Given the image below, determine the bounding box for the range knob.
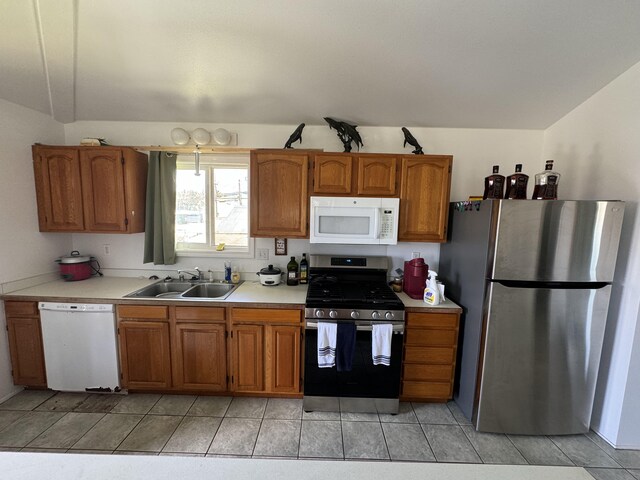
[314,309,326,318]
[350,310,360,319]
[385,311,394,320]
[329,310,338,319]
[371,311,381,320]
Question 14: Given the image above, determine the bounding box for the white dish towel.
[317,322,337,368]
[372,324,393,366]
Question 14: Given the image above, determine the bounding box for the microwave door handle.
[373,210,381,239]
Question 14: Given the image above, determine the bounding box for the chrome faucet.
[177,268,203,281]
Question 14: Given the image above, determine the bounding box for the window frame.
[175,153,254,258]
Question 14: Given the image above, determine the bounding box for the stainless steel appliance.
[303,255,405,414]
[440,200,625,435]
[309,196,400,244]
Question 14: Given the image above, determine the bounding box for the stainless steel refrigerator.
[439,200,624,435]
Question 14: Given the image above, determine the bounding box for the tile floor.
[0,390,639,480]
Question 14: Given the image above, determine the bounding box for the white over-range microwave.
[309,196,400,245]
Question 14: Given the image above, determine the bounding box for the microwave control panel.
[380,209,395,239]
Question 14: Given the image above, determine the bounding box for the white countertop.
[3,276,157,301]
[227,280,308,304]
[396,291,461,310]
[2,276,459,310]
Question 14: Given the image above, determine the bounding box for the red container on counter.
[56,251,96,281]
[403,258,428,299]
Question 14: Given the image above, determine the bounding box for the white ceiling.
[2,0,640,128]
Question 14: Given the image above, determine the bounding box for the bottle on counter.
[287,256,299,286]
[532,160,560,200]
[224,261,232,283]
[231,266,240,284]
[483,165,505,199]
[504,164,529,199]
[299,253,308,284]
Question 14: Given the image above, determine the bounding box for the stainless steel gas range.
[303,255,405,414]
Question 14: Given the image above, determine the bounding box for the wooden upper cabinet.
[33,147,85,231]
[250,150,309,238]
[312,154,353,194]
[399,155,453,242]
[356,155,398,196]
[32,145,148,233]
[80,149,127,232]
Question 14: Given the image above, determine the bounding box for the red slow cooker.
[56,251,99,281]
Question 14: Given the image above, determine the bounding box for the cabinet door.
[119,321,172,389]
[399,156,452,242]
[80,149,127,232]
[250,151,309,237]
[6,316,47,387]
[266,325,301,393]
[173,323,227,391]
[231,324,264,392]
[313,154,353,194]
[356,155,398,196]
[32,147,85,231]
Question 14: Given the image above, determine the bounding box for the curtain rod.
[131,145,251,154]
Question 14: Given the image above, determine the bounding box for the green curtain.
[143,151,177,265]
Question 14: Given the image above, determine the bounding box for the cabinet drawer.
[403,363,453,382]
[118,305,168,320]
[406,328,457,347]
[4,301,38,317]
[406,312,458,328]
[175,306,225,322]
[231,308,301,324]
[404,346,456,364]
[402,381,452,399]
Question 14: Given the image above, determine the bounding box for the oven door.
[303,320,404,413]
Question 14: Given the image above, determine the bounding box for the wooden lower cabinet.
[230,308,302,395]
[118,320,172,389]
[401,311,460,402]
[173,323,227,391]
[117,305,228,392]
[5,301,47,387]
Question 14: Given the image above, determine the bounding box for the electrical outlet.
[257,248,269,260]
[103,244,111,256]
[412,251,420,259]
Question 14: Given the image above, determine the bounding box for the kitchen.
[1,1,640,479]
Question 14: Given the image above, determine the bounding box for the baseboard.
[591,426,640,450]
[0,386,23,405]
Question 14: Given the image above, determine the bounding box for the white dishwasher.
[39,302,121,392]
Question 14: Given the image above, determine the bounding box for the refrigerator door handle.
[494,280,610,289]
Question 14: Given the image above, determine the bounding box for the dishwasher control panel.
[39,302,114,313]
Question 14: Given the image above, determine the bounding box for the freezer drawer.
[476,282,611,435]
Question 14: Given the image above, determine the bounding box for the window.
[175,154,252,256]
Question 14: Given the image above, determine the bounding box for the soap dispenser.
[423,270,441,306]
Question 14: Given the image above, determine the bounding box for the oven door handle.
[305,321,404,333]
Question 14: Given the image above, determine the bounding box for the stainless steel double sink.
[125,280,241,300]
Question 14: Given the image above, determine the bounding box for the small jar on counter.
[231,267,241,284]
[391,277,403,292]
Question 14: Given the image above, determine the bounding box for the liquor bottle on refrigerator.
[287,256,299,286]
[532,160,561,200]
[483,165,505,199]
[299,253,308,284]
[504,164,529,199]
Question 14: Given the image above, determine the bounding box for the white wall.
[0,99,67,401]
[65,121,542,277]
[542,60,640,448]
